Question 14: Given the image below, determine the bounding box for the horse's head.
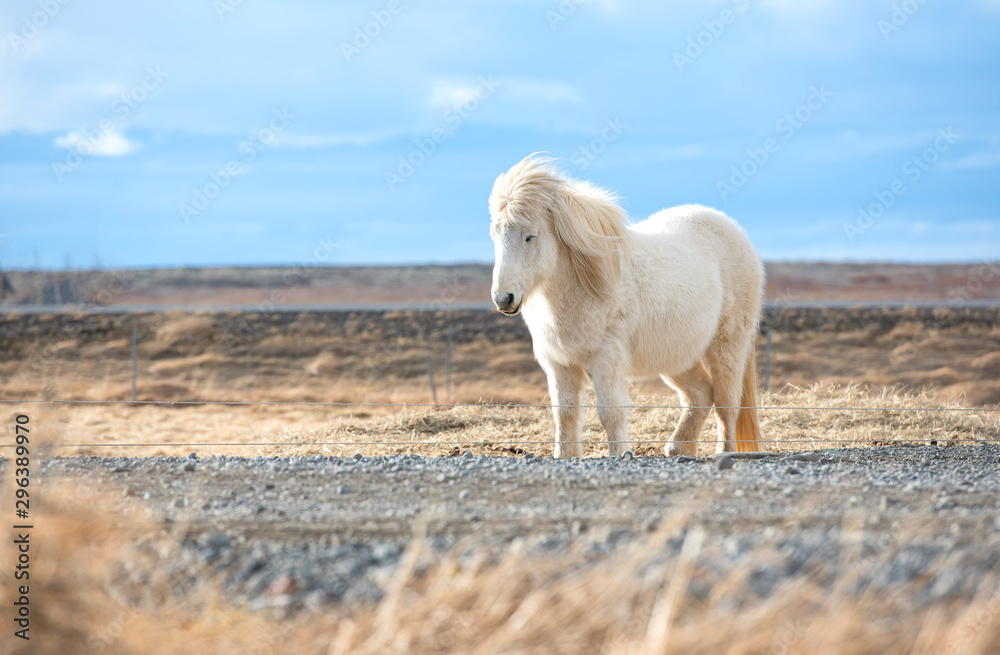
[488,158,563,315]
[489,155,629,314]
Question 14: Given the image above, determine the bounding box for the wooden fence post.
[425,355,438,408]
[446,323,453,402]
[131,325,138,402]
[764,325,772,392]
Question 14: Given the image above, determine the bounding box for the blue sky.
[1,0,999,269]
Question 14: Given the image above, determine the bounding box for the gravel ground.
[30,444,1000,613]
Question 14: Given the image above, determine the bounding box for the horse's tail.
[735,341,762,452]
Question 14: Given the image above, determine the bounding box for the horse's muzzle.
[492,291,522,315]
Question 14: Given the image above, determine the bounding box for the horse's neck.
[528,249,597,326]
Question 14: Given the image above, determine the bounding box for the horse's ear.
[552,184,628,301]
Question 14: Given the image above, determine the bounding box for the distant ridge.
[2,262,998,308]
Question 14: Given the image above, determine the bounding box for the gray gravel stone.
[18,443,1000,613]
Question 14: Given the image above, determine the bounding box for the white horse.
[489,155,764,458]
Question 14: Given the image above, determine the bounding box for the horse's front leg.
[545,362,586,458]
[591,356,631,457]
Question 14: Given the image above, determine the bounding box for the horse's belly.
[627,313,717,378]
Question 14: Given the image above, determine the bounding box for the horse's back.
[633,204,761,287]
[634,204,748,245]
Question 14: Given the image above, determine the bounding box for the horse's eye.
[525,235,536,243]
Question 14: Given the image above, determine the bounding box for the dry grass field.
[15,385,994,460]
[1,306,998,457]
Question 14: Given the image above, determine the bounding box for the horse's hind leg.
[705,334,751,454]
[662,361,713,457]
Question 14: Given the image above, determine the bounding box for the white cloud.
[502,0,622,13]
[940,150,1000,170]
[54,130,139,156]
[428,79,485,109]
[428,76,581,111]
[619,143,707,167]
[274,129,404,149]
[942,219,999,236]
[503,78,582,105]
[800,130,950,161]
[658,144,705,159]
[757,0,844,14]
[93,81,130,98]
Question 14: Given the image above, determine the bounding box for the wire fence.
[2,397,998,450]
[46,438,1000,449]
[2,398,1000,412]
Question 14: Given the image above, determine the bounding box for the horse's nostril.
[505,293,514,307]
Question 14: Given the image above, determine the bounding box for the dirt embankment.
[4,261,1000,306]
[3,303,999,350]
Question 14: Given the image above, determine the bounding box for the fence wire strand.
[44,438,1000,449]
[3,397,997,450]
[1,398,998,412]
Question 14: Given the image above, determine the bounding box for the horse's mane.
[490,155,629,300]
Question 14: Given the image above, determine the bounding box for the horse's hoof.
[554,446,583,459]
[715,442,736,455]
[666,443,695,457]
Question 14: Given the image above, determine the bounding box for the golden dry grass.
[6,311,1000,411]
[28,384,997,458]
[4,308,999,457]
[324,530,1000,655]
